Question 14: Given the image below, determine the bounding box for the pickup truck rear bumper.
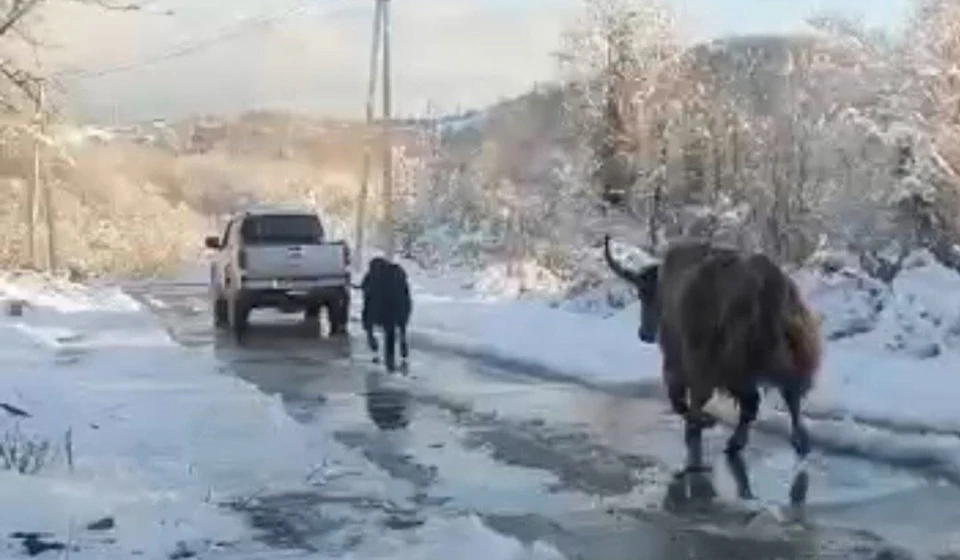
[240,274,350,291]
[236,275,351,314]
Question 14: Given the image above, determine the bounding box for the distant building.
[188,121,228,154]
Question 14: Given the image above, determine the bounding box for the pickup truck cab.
[205,205,351,338]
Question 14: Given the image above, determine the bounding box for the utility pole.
[354,0,395,265]
[354,0,383,273]
[381,0,395,261]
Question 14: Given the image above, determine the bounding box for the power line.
[52,0,346,80]
[53,3,305,79]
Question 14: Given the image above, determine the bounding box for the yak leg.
[662,342,688,416]
[683,384,714,472]
[666,377,688,416]
[725,385,760,456]
[781,385,811,458]
[782,384,811,505]
[724,451,755,500]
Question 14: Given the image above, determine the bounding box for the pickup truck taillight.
[238,248,247,270]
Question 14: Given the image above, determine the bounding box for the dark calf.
[360,257,412,371]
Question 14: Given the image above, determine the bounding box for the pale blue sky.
[37,0,912,123]
[674,0,909,39]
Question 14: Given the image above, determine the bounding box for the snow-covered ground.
[403,248,960,479]
[7,241,960,557]
[0,271,566,559]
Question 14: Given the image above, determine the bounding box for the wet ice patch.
[341,514,567,560]
[142,294,169,310]
[405,250,960,480]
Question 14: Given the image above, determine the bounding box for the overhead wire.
[52,0,348,80]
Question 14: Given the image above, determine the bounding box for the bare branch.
[0,0,44,38]
[66,0,147,12]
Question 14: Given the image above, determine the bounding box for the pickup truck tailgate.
[243,242,347,281]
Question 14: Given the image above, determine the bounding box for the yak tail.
[782,282,822,382]
[718,259,822,391]
[603,235,641,285]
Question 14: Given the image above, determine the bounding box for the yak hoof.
[724,438,746,456]
[791,428,811,458]
[372,356,381,364]
[789,470,810,506]
[685,412,717,429]
[682,463,712,475]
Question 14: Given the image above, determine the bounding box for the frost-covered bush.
[0,424,53,475]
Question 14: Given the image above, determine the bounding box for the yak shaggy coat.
[603,236,822,469]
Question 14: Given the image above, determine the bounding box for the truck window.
[240,214,324,245]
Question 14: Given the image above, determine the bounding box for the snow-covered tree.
[556,0,684,238]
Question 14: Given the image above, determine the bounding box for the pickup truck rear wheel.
[213,296,229,328]
[327,287,350,336]
[229,295,250,340]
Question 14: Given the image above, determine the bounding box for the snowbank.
[0,271,567,559]
[0,271,333,557]
[403,250,960,478]
[407,263,661,388]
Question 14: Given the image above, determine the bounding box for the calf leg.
[362,306,378,353]
[725,385,760,456]
[384,324,397,372]
[365,323,379,353]
[399,324,409,360]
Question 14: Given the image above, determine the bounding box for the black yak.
[360,257,412,372]
[603,235,822,471]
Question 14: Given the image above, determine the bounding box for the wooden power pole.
[354,0,395,268]
[354,0,383,273]
[380,0,394,261]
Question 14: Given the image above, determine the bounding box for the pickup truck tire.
[213,296,229,328]
[229,293,251,340]
[327,287,350,336]
[304,304,321,321]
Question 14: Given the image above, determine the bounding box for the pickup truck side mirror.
[204,236,221,250]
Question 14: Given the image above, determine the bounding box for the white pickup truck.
[205,205,351,338]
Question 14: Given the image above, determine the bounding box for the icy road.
[129,280,960,560]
